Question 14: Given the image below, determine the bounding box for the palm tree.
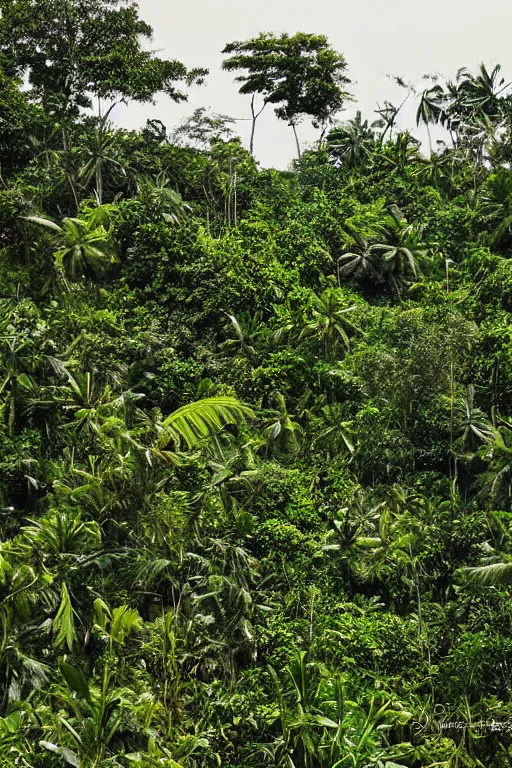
[355,504,413,581]
[220,311,266,366]
[476,423,512,509]
[326,111,377,168]
[430,64,510,152]
[452,384,496,454]
[23,205,118,282]
[413,148,453,188]
[339,214,425,296]
[261,392,302,463]
[0,334,37,434]
[462,560,512,586]
[310,402,355,458]
[79,103,126,205]
[136,171,191,225]
[35,364,144,439]
[374,97,410,144]
[206,432,261,511]
[382,131,421,172]
[300,288,358,361]
[370,215,426,295]
[457,63,510,119]
[416,85,445,154]
[337,235,380,284]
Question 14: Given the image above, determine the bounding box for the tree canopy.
[2,6,512,767]
[222,32,351,155]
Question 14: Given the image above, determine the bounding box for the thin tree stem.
[291,123,301,159]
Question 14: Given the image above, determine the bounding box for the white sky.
[111,0,512,169]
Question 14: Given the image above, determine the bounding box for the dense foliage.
[2,4,512,766]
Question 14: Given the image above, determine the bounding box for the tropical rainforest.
[2,1,512,766]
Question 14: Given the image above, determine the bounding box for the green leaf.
[39,741,80,767]
[53,582,77,651]
[60,662,90,700]
[23,215,62,232]
[314,715,339,728]
[162,397,254,450]
[463,561,512,585]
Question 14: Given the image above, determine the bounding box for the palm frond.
[463,561,512,586]
[161,397,254,450]
[53,582,77,651]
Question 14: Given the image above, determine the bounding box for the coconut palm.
[369,217,426,295]
[326,111,377,168]
[337,235,380,284]
[23,205,118,282]
[462,560,512,586]
[416,85,445,153]
[339,214,425,296]
[300,287,358,361]
[158,396,254,453]
[457,63,510,119]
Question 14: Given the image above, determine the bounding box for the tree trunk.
[61,123,80,212]
[249,96,268,156]
[291,123,301,159]
[250,95,257,155]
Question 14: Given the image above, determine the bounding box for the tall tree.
[0,0,207,116]
[222,32,351,157]
[0,0,207,209]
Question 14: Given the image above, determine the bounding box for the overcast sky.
[111,0,512,169]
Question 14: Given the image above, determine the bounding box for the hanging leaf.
[39,741,80,767]
[53,582,77,651]
[60,662,90,700]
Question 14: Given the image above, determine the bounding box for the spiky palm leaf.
[160,397,254,451]
[463,561,512,586]
[23,208,118,281]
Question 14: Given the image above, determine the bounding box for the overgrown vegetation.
[2,2,512,766]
